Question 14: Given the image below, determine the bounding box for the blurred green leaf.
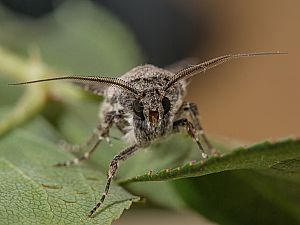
[0,1,143,75]
[174,170,300,225]
[0,128,139,225]
[0,76,23,106]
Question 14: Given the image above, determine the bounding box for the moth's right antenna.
[164,51,287,91]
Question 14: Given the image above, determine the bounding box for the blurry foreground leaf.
[174,170,300,225]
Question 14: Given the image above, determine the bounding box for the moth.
[10,51,285,217]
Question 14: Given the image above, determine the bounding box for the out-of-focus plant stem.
[0,46,83,136]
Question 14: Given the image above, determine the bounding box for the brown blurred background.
[187,0,299,143]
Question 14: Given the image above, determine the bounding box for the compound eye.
[162,97,171,115]
[133,100,145,119]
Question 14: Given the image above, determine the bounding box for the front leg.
[88,144,139,217]
[174,102,216,158]
[55,111,122,167]
[59,123,104,153]
[173,119,208,158]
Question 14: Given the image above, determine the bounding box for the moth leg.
[88,144,139,217]
[173,118,208,158]
[177,102,217,155]
[55,111,121,167]
[59,124,103,153]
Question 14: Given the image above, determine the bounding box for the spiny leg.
[88,144,139,217]
[59,124,103,153]
[55,111,121,167]
[177,102,216,156]
[185,102,215,154]
[173,118,208,158]
[55,137,103,167]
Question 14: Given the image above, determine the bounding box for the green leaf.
[0,1,143,75]
[0,129,139,225]
[119,139,300,183]
[118,139,300,225]
[174,170,300,225]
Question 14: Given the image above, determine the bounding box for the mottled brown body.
[100,65,187,146]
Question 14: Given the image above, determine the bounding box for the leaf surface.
[0,129,139,225]
[120,139,300,183]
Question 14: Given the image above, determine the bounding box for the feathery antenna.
[9,76,140,95]
[165,51,287,90]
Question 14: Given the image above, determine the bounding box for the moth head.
[132,88,171,127]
